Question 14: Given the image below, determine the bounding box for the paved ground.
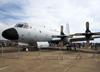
[0,47,100,72]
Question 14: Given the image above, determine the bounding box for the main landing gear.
[23,47,28,51]
[66,46,72,50]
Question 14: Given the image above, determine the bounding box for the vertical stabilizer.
[65,23,70,35]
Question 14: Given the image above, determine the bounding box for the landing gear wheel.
[74,48,76,51]
[23,48,28,52]
[70,48,72,50]
[23,48,26,51]
[66,47,69,50]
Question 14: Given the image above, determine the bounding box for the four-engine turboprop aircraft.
[2,21,100,51]
[2,23,72,51]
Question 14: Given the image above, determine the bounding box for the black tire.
[23,48,26,51]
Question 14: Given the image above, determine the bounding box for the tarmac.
[0,47,100,72]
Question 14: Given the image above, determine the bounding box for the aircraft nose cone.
[2,28,19,40]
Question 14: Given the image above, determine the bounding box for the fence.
[0,45,100,61]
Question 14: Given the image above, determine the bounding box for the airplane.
[2,21,100,51]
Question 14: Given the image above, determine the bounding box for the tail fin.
[64,23,70,35]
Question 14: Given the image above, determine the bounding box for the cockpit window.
[15,23,30,29]
[23,25,29,29]
[15,24,23,28]
[17,24,23,27]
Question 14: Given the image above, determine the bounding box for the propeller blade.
[60,41,63,48]
[86,21,89,30]
[61,25,63,32]
[61,25,64,35]
[92,32,100,35]
[86,40,90,47]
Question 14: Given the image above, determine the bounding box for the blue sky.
[0,0,100,42]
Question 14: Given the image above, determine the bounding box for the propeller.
[74,22,92,40]
[74,21,100,46]
[52,25,68,48]
[60,25,65,48]
[86,40,90,47]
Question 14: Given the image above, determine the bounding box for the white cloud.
[0,21,8,40]
[0,21,9,29]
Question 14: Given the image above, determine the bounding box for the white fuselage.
[14,26,60,44]
[2,23,70,47]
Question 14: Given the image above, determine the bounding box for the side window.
[24,25,29,29]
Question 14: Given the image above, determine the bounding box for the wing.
[52,38,61,41]
[92,32,100,35]
[70,37,94,42]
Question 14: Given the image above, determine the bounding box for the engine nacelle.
[36,42,49,48]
